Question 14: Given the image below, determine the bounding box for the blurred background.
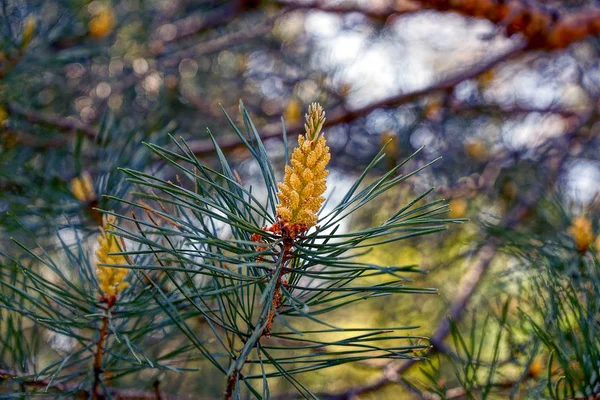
[2,0,600,398]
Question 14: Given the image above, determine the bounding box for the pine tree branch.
[154,380,163,400]
[282,0,600,51]
[570,394,600,400]
[92,311,111,400]
[0,369,186,399]
[155,0,261,46]
[160,6,291,59]
[7,103,98,141]
[410,0,600,50]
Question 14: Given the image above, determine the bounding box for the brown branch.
[7,102,98,141]
[162,7,291,62]
[411,0,600,50]
[0,368,70,393]
[280,0,600,51]
[223,370,238,400]
[187,42,526,156]
[92,296,115,400]
[450,103,580,119]
[153,380,163,400]
[153,0,261,47]
[571,394,600,400]
[0,368,186,399]
[285,0,600,51]
[223,238,292,399]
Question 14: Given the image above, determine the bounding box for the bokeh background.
[2,0,600,398]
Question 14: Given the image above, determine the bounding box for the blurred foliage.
[2,0,600,398]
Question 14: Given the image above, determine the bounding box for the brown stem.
[91,295,115,400]
[224,234,293,399]
[263,242,292,338]
[223,370,238,400]
[0,368,184,399]
[7,102,99,140]
[153,380,163,400]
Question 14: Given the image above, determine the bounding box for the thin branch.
[162,7,291,61]
[284,0,600,51]
[410,0,600,50]
[92,308,112,400]
[153,0,260,47]
[154,380,163,400]
[7,102,98,141]
[0,369,186,400]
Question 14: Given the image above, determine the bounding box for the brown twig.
[152,0,261,50]
[92,295,116,400]
[276,0,420,21]
[411,0,600,50]
[7,102,98,141]
[223,231,294,399]
[284,0,600,51]
[224,370,238,400]
[153,380,163,400]
[163,6,291,63]
[0,368,185,399]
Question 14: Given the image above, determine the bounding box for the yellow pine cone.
[464,139,488,162]
[284,98,302,123]
[448,198,467,219]
[89,5,115,39]
[529,357,545,378]
[21,16,37,48]
[568,215,594,253]
[276,103,330,234]
[97,215,129,296]
[0,107,8,125]
[70,172,96,202]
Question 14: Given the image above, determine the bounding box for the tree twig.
[92,297,115,400]
[153,0,261,48]
[0,368,186,399]
[7,102,98,140]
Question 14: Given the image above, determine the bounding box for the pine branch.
[160,6,291,59]
[283,0,600,51]
[7,102,98,141]
[411,0,600,50]
[155,0,261,46]
[0,369,185,400]
[92,301,113,400]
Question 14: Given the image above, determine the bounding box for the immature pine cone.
[96,215,129,296]
[275,103,330,234]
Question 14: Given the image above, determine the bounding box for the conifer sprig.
[106,102,454,398]
[0,102,455,399]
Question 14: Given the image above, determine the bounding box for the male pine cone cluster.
[96,215,129,297]
[275,103,330,237]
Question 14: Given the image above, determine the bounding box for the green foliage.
[0,105,455,398]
